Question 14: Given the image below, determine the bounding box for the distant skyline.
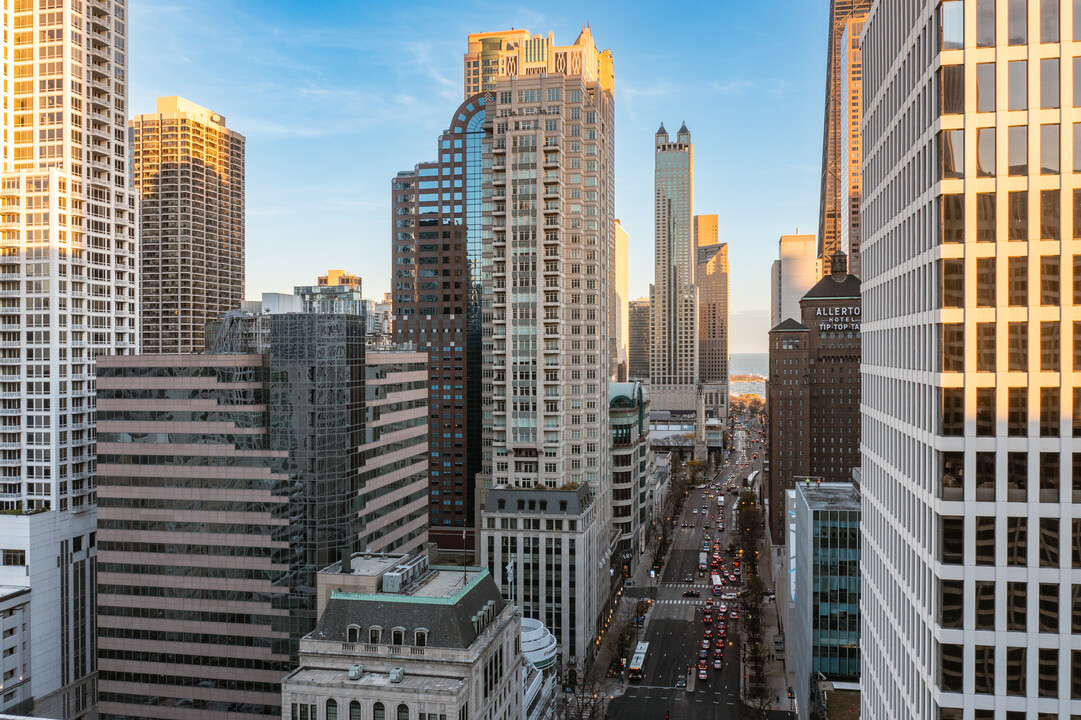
[131,0,829,353]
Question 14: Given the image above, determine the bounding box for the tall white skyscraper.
[769,232,817,327]
[476,27,617,665]
[650,123,698,412]
[861,2,1080,719]
[0,1,135,717]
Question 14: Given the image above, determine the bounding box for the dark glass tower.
[392,94,487,552]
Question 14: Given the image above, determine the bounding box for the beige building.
[614,220,629,380]
[694,214,719,247]
[131,96,246,353]
[476,26,617,671]
[837,17,865,278]
[697,239,729,412]
[282,551,521,720]
[650,123,699,412]
[770,233,817,327]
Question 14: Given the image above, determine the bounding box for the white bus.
[711,574,723,595]
[628,641,649,681]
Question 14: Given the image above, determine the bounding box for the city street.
[609,440,764,720]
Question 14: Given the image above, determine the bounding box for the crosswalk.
[661,582,712,589]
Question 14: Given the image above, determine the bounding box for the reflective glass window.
[941,129,964,178]
[976,0,996,46]
[941,65,964,113]
[1009,0,1028,44]
[1041,189,1061,239]
[976,63,996,111]
[1008,60,1027,109]
[941,0,964,49]
[1008,125,1028,175]
[976,193,996,241]
[1041,58,1060,108]
[977,127,995,176]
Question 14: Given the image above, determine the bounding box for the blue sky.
[131,0,829,354]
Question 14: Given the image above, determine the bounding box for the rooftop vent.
[348,664,363,680]
[382,553,432,594]
[389,667,404,683]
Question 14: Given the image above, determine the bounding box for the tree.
[685,459,708,486]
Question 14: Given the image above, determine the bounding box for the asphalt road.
[609,457,758,720]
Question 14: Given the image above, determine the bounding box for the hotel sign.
[815,305,860,331]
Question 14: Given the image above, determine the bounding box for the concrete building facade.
[294,270,366,317]
[837,17,866,279]
[0,0,137,715]
[650,123,698,413]
[282,552,521,720]
[614,220,629,381]
[697,239,729,419]
[131,97,245,354]
[860,2,1081,718]
[609,382,650,568]
[767,253,860,544]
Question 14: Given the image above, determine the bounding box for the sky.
[131,0,830,355]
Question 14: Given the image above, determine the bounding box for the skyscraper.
[815,0,872,267]
[131,97,245,353]
[836,17,865,278]
[769,232,818,326]
[614,219,629,381]
[95,315,428,719]
[860,2,1080,718]
[0,1,135,716]
[694,213,718,247]
[628,297,650,381]
[697,239,729,410]
[392,94,486,552]
[651,123,698,412]
[476,27,616,667]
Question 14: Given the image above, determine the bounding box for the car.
[705,598,714,607]
[730,610,739,619]
[713,659,723,670]
[699,649,709,660]
[719,603,728,612]
[631,615,644,628]
[701,639,710,649]
[692,508,698,514]
[684,574,694,582]
[698,668,709,681]
[703,614,712,624]
[683,589,700,598]
[681,521,688,528]
[675,676,687,689]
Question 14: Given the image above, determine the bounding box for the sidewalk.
[739,528,794,714]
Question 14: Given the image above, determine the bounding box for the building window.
[397,705,409,720]
[392,628,405,646]
[327,699,338,720]
[352,701,363,720]
[374,702,385,720]
[1,550,24,566]
[347,626,360,643]
[415,629,428,647]
[369,627,381,644]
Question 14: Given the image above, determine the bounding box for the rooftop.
[796,481,860,511]
[286,667,464,695]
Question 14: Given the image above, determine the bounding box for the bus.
[698,552,708,571]
[711,574,723,595]
[628,641,649,681]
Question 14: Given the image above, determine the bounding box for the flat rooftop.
[318,553,406,577]
[797,482,860,511]
[287,667,463,695]
[416,568,486,599]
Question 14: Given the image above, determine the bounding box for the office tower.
[392,94,487,553]
[282,551,522,720]
[697,238,729,416]
[373,292,393,335]
[463,29,534,97]
[694,213,719,247]
[786,481,861,719]
[609,381,650,575]
[769,232,818,326]
[860,2,1081,718]
[766,252,859,544]
[628,297,650,381]
[837,17,865,278]
[650,122,699,412]
[95,313,428,720]
[614,219,629,380]
[815,0,872,267]
[131,96,245,353]
[477,27,616,669]
[294,269,366,315]
[0,1,137,716]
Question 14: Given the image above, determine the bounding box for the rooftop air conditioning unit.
[348,664,363,680]
[389,667,404,683]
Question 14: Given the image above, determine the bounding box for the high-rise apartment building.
[0,1,137,716]
[463,29,534,97]
[769,232,818,326]
[614,219,629,381]
[131,96,245,353]
[609,381,650,572]
[295,269,366,316]
[392,94,486,552]
[815,0,872,267]
[860,3,1081,718]
[476,27,617,668]
[628,297,651,381]
[767,253,860,544]
[95,317,428,720]
[837,17,865,278]
[650,122,699,412]
[694,213,718,247]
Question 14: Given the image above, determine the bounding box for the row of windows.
[344,626,426,647]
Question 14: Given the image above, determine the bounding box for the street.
[608,444,763,720]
